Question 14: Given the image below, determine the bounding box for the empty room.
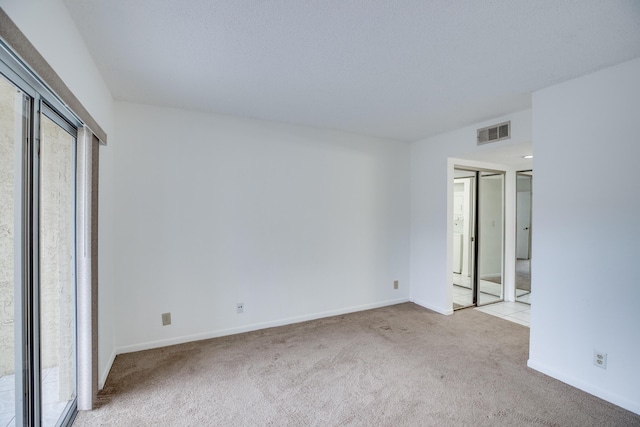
[1,1,639,426]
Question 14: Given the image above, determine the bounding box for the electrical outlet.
[393,280,399,289]
[236,303,244,314]
[161,312,171,326]
[593,351,607,369]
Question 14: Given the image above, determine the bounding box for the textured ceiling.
[64,0,640,141]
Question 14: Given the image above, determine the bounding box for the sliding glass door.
[39,111,77,426]
[0,70,28,427]
[1,45,79,427]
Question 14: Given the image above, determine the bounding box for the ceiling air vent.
[477,121,511,145]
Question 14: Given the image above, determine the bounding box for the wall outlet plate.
[593,350,607,369]
[161,312,171,326]
[236,303,244,314]
[393,280,399,289]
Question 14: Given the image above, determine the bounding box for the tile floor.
[516,290,531,304]
[0,366,70,427]
[452,272,531,327]
[0,374,14,427]
[475,301,531,327]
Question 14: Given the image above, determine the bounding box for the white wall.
[529,57,640,414]
[0,0,117,387]
[410,109,531,313]
[113,102,410,352]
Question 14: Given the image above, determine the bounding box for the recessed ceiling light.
[522,155,533,159]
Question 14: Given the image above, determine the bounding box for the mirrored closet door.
[452,168,505,310]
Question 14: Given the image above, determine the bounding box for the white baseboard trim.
[116,298,410,355]
[99,350,116,390]
[527,359,640,416]
[410,297,453,315]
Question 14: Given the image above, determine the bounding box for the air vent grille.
[477,121,511,145]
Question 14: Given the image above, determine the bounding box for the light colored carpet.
[74,303,639,426]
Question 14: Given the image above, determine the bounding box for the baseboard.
[410,297,453,315]
[99,350,116,390]
[527,359,640,415]
[116,297,410,355]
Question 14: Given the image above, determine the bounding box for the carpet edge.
[410,297,454,315]
[527,359,640,416]
[115,297,410,355]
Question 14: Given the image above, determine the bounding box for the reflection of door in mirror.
[453,182,464,274]
[516,171,532,304]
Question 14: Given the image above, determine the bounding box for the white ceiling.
[64,0,640,142]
